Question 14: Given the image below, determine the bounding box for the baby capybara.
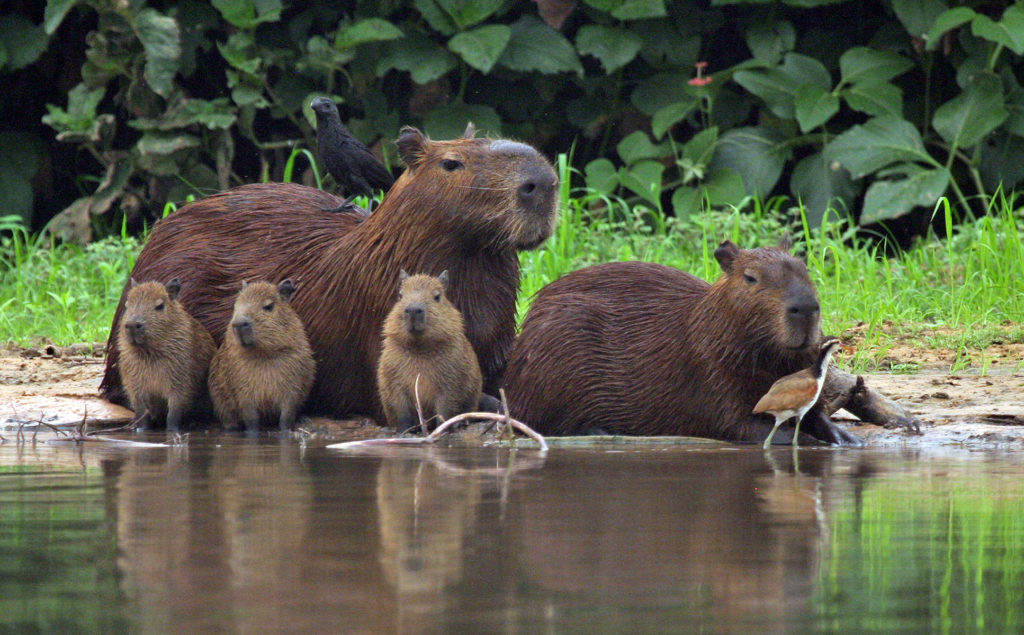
[502,240,862,446]
[208,280,315,432]
[101,125,557,421]
[377,271,483,431]
[117,278,215,431]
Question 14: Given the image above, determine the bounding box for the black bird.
[310,97,394,211]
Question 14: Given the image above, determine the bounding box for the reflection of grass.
[817,470,1024,633]
[2,162,1023,371]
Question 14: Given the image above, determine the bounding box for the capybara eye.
[263,302,274,312]
[155,302,165,311]
[434,292,441,302]
[743,273,758,285]
[441,159,463,171]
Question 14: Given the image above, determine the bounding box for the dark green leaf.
[733,53,830,119]
[925,7,975,50]
[839,47,914,86]
[585,158,619,194]
[44,0,77,35]
[136,132,200,156]
[437,0,504,30]
[0,132,45,224]
[0,15,49,71]
[304,36,355,72]
[41,83,105,133]
[128,97,236,131]
[211,0,282,29]
[891,0,947,38]
[576,25,642,74]
[860,165,950,223]
[448,25,510,73]
[825,117,932,178]
[702,168,747,205]
[583,0,667,20]
[671,186,704,219]
[637,19,700,69]
[932,72,1008,149]
[979,132,1024,191]
[218,33,260,74]
[790,152,856,226]
[709,126,788,196]
[377,31,457,83]
[795,83,839,132]
[335,18,403,51]
[843,80,903,118]
[971,5,1024,55]
[677,127,719,183]
[415,0,457,35]
[651,98,698,139]
[424,103,501,138]
[631,73,690,116]
[617,130,671,164]
[619,160,665,204]
[745,20,795,64]
[134,9,181,97]
[499,16,582,76]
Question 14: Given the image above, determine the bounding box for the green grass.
[2,156,1023,373]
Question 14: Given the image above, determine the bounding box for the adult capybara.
[117,278,216,431]
[377,271,483,431]
[100,125,557,421]
[208,280,315,432]
[502,240,862,445]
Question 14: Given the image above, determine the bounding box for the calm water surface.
[1,435,1022,633]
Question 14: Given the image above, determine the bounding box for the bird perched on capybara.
[117,277,215,431]
[311,96,395,208]
[502,240,862,446]
[208,280,315,432]
[377,271,483,431]
[100,125,558,422]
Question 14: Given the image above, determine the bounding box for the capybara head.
[121,278,187,347]
[394,126,558,250]
[229,280,303,352]
[384,271,465,347]
[712,238,821,353]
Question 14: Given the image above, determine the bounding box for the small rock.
[19,348,41,359]
[932,392,950,399]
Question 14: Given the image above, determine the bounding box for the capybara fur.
[208,280,315,432]
[502,241,862,446]
[116,277,216,431]
[377,271,483,431]
[100,126,558,420]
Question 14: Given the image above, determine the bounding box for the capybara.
[116,277,216,431]
[100,126,557,421]
[502,241,862,445]
[208,280,315,432]
[377,271,483,431]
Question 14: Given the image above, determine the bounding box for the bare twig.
[414,374,429,436]
[329,412,548,451]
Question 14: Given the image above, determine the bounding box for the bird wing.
[751,372,819,414]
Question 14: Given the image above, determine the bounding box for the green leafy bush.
[2,0,1022,240]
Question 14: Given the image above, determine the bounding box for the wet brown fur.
[100,127,557,420]
[377,272,482,431]
[116,279,216,430]
[208,280,315,431]
[503,242,861,445]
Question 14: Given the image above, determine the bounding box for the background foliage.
[2,0,1024,242]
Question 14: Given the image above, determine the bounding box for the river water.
[1,435,1022,633]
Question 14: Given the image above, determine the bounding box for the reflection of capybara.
[117,278,215,431]
[208,280,315,432]
[503,240,861,445]
[100,126,558,420]
[377,271,483,430]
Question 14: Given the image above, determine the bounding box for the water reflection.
[1,439,1022,633]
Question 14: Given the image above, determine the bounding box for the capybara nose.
[787,298,820,318]
[405,304,426,332]
[125,321,145,343]
[517,166,556,206]
[233,319,254,346]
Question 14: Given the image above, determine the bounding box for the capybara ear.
[396,127,428,169]
[278,279,296,303]
[462,122,476,139]
[165,277,181,300]
[438,270,449,289]
[714,240,740,273]
[130,277,138,288]
[778,233,793,252]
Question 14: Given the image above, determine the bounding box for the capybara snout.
[232,319,255,347]
[404,303,427,333]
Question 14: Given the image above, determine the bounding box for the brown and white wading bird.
[754,337,842,449]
